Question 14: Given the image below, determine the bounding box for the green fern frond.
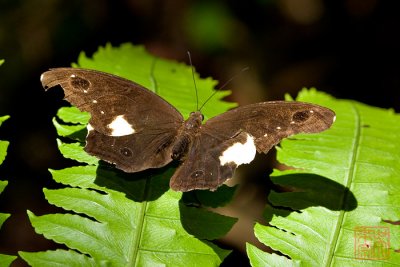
[0,116,17,266]
[247,88,400,266]
[0,181,17,267]
[20,44,237,266]
[0,116,10,165]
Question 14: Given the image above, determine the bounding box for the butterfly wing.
[203,101,335,152]
[169,131,251,191]
[41,68,183,172]
[170,101,335,191]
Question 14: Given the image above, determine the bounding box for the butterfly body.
[41,68,335,192]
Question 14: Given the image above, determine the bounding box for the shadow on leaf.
[266,173,357,219]
[67,128,87,141]
[179,201,238,240]
[94,162,175,201]
[181,185,238,208]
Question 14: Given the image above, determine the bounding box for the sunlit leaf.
[248,89,400,266]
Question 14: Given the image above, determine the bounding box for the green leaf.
[56,139,98,165]
[0,181,10,235]
[250,88,400,266]
[52,118,86,141]
[23,172,230,266]
[246,243,299,267]
[180,203,238,240]
[57,106,89,124]
[0,115,9,126]
[182,185,238,208]
[0,116,10,165]
[0,181,17,266]
[22,43,236,266]
[0,59,4,66]
[0,255,18,267]
[0,141,9,166]
[0,181,10,226]
[19,249,98,267]
[0,118,16,266]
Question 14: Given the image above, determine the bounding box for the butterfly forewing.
[203,101,335,152]
[41,68,183,136]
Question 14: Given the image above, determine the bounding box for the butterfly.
[41,68,335,192]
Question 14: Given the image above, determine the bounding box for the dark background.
[0,0,399,266]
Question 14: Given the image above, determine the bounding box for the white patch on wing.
[219,134,256,166]
[87,123,94,132]
[107,115,135,136]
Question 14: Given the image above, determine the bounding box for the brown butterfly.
[41,68,335,192]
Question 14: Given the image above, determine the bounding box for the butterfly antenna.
[198,66,249,111]
[187,51,199,111]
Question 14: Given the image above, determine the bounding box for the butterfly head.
[184,111,204,130]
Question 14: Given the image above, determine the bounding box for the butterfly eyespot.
[70,76,90,91]
[292,110,310,123]
[191,170,204,179]
[120,147,132,157]
[171,152,180,160]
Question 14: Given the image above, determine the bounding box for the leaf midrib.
[128,178,151,267]
[326,101,361,266]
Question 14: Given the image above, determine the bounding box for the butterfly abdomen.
[171,111,204,161]
[171,134,191,160]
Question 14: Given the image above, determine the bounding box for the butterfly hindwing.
[170,131,252,191]
[85,128,177,172]
[41,68,184,171]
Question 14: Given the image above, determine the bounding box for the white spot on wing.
[276,126,281,130]
[92,100,98,103]
[40,73,44,82]
[219,134,256,166]
[87,123,94,132]
[86,123,94,138]
[70,74,76,78]
[108,115,135,136]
